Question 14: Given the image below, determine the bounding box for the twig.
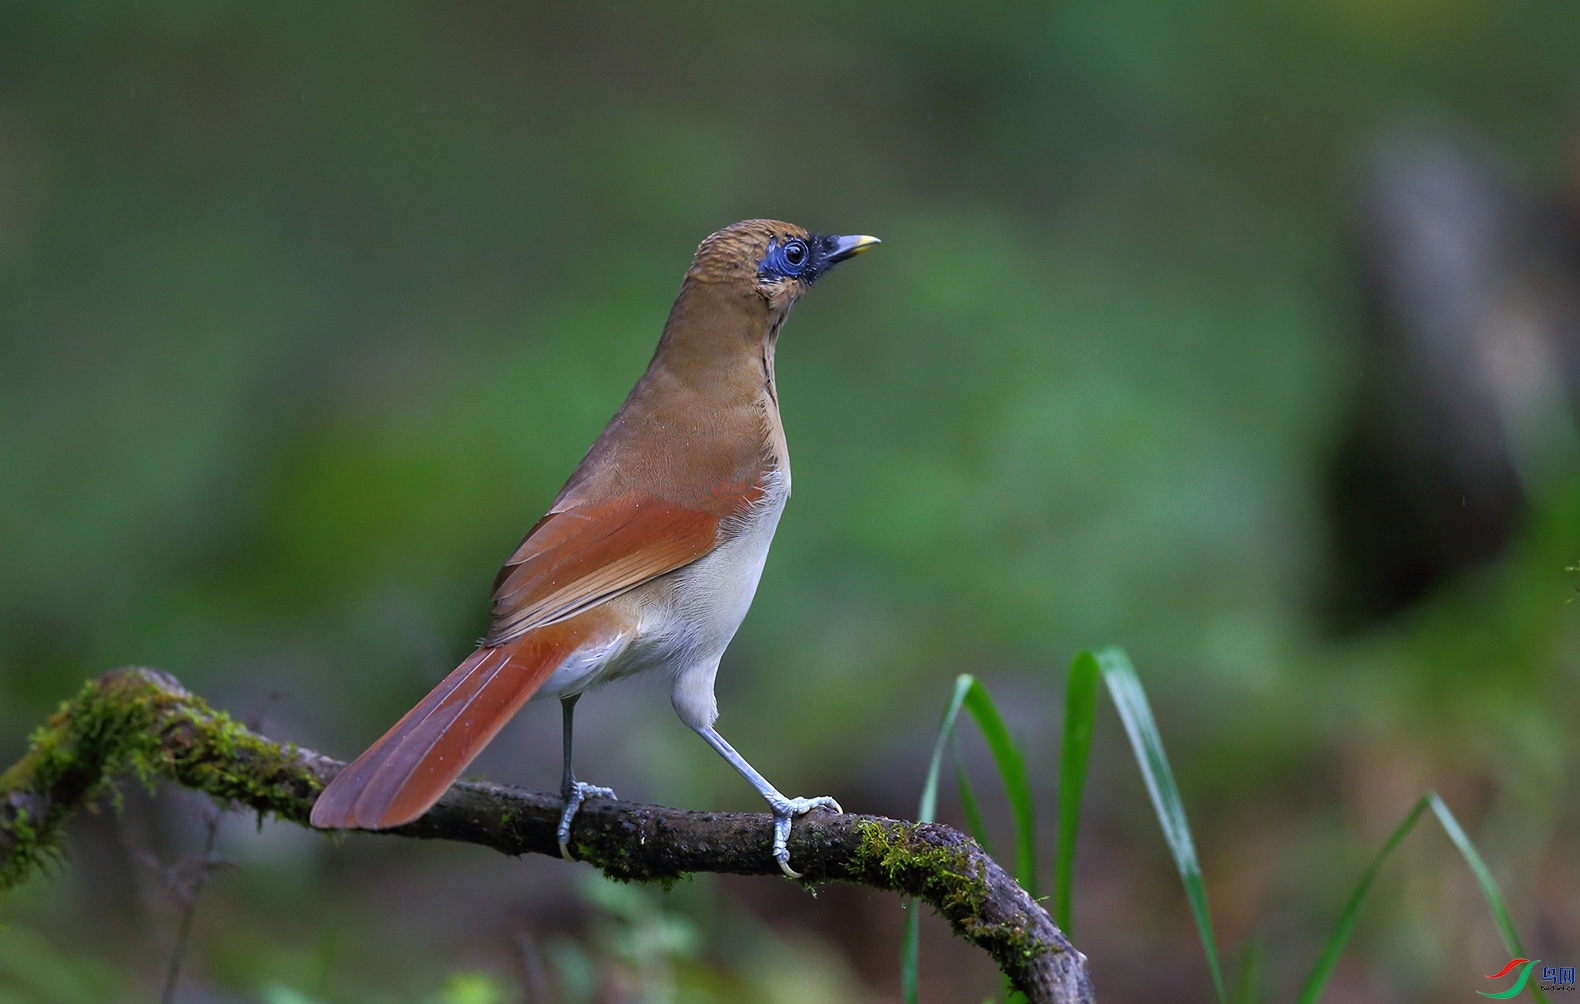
[513,931,554,1004]
[161,808,224,1004]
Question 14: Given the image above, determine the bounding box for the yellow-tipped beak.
[827,234,881,263]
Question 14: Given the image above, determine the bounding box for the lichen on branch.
[0,668,1096,1004]
[0,668,327,887]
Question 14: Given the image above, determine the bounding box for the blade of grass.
[1097,646,1227,1004]
[1297,792,1534,1003]
[1054,651,1100,934]
[905,675,1035,1004]
[960,682,1038,897]
[1234,936,1264,1004]
[1427,794,1538,1002]
[919,675,975,824]
[953,731,991,852]
[1296,795,1429,1004]
[959,681,1036,1004]
[904,674,976,1004]
[901,899,922,1004]
[1427,794,1527,961]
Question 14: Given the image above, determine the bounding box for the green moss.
[854,819,987,916]
[853,820,1050,983]
[0,669,324,891]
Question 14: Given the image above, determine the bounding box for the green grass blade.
[1298,792,1533,1004]
[1426,793,1538,1001]
[904,674,976,1004]
[1234,936,1264,1004]
[902,905,921,1004]
[906,674,1037,1003]
[1097,646,1227,1004]
[952,731,991,852]
[961,680,1038,897]
[1297,796,1430,1004]
[1427,793,1526,958]
[1055,651,1101,934]
[920,675,976,824]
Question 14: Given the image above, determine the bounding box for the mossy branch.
[1,668,1096,1004]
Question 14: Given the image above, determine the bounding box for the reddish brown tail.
[310,619,597,830]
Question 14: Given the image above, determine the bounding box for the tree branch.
[1,668,1096,1004]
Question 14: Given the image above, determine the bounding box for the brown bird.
[310,220,880,876]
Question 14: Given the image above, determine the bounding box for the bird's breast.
[664,463,788,651]
[533,460,788,702]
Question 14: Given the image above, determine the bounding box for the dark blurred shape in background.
[1323,118,1580,630]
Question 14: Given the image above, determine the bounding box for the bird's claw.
[768,795,842,879]
[558,780,617,860]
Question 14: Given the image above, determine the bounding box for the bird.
[309,219,880,877]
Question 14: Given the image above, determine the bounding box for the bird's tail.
[310,620,596,830]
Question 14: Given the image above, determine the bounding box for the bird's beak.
[826,234,881,263]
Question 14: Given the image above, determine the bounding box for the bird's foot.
[558,780,617,860]
[767,794,843,879]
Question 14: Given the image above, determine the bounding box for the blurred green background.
[1,1,1577,1002]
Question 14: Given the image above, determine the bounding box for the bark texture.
[1,668,1096,1004]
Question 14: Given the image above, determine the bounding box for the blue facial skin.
[759,233,848,285]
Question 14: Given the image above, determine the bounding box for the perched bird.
[310,220,880,876]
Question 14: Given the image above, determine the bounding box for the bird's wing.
[483,489,731,647]
[310,488,746,832]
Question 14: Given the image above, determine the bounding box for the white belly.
[533,468,789,725]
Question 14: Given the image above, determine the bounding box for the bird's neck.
[649,277,787,478]
[652,278,783,400]
[554,278,788,511]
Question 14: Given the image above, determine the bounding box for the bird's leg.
[693,725,841,879]
[557,693,616,860]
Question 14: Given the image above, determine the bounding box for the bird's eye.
[760,237,813,281]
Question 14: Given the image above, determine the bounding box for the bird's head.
[687,219,880,314]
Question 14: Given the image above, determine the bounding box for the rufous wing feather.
[484,490,728,646]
